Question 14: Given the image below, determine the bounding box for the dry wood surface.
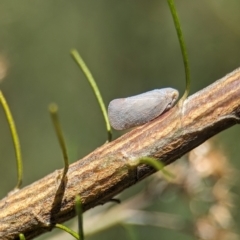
[0,68,240,240]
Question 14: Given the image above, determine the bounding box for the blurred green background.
[0,1,239,239]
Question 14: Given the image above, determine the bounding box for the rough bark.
[0,68,240,240]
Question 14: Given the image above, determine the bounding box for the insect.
[108,88,179,130]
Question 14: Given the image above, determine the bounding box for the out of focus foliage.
[0,1,239,239]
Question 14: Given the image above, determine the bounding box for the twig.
[0,68,239,240]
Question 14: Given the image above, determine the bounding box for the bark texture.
[0,68,240,240]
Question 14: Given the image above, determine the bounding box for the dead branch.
[0,68,240,240]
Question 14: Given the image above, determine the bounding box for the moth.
[108,88,179,130]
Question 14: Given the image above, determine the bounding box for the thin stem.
[167,0,190,101]
[0,91,23,189]
[19,233,26,240]
[139,157,175,179]
[49,103,69,173]
[71,49,112,142]
[75,195,84,240]
[55,224,79,239]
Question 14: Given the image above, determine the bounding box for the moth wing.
[108,90,170,130]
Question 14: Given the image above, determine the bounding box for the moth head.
[165,88,179,110]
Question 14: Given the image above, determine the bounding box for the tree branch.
[1,68,240,240]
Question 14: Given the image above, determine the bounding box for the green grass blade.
[55,223,79,239]
[71,49,112,142]
[0,91,23,189]
[75,195,84,240]
[49,103,69,173]
[19,233,26,240]
[139,157,175,179]
[167,0,190,101]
